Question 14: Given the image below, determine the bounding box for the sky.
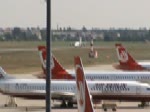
[0,0,150,29]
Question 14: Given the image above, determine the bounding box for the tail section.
[0,67,13,79]
[38,46,74,79]
[38,46,47,77]
[74,56,94,112]
[115,43,143,70]
[51,55,74,79]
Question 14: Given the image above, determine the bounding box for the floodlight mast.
[46,0,51,112]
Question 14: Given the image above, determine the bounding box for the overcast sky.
[0,0,150,29]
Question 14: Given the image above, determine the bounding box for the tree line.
[0,27,150,41]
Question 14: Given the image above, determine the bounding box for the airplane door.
[136,86,141,94]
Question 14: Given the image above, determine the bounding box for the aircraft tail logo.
[0,73,4,79]
[38,46,74,79]
[115,43,137,64]
[115,44,143,70]
[116,44,128,63]
[0,67,6,79]
[0,67,11,79]
[78,80,85,110]
[74,56,94,112]
[38,46,54,69]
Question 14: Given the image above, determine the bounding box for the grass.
[0,51,41,73]
[0,41,150,74]
[0,41,45,48]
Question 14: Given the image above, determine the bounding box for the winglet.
[38,46,74,79]
[115,43,143,70]
[74,56,94,112]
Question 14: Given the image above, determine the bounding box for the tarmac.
[0,96,150,112]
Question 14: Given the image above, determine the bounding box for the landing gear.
[60,100,73,108]
[138,102,149,108]
[104,108,107,111]
[104,107,117,112]
[112,107,117,111]
[4,96,17,107]
[67,101,73,108]
[60,100,67,108]
[102,103,117,111]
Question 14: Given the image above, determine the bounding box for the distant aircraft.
[114,43,150,71]
[38,46,150,83]
[75,56,95,112]
[70,36,85,47]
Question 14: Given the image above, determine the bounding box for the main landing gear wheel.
[60,100,67,108]
[104,108,107,111]
[103,108,116,112]
[4,96,17,107]
[138,102,149,108]
[112,108,117,111]
[67,102,73,108]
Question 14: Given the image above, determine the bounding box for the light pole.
[46,0,51,112]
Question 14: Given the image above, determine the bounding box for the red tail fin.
[38,46,74,79]
[115,44,143,70]
[74,56,94,112]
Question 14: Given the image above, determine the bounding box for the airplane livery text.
[94,83,129,92]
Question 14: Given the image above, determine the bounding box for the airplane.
[75,56,95,112]
[38,46,150,83]
[70,36,86,47]
[1,62,150,108]
[114,43,150,71]
[74,56,150,108]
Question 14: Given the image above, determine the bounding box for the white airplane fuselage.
[1,78,150,101]
[138,62,150,70]
[65,71,150,83]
